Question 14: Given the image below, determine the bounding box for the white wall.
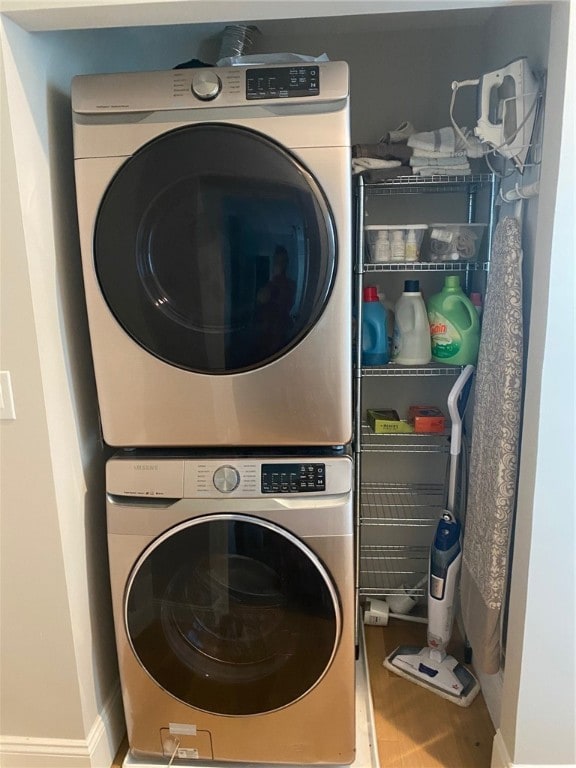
[0,60,86,741]
[0,2,573,767]
[496,3,575,766]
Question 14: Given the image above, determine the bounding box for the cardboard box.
[407,405,446,433]
[367,409,414,434]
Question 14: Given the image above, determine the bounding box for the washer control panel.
[107,456,352,499]
[261,463,325,494]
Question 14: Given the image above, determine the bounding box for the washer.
[107,451,355,764]
[72,62,351,447]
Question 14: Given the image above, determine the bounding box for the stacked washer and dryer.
[72,61,355,766]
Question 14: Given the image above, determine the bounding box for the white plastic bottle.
[392,280,431,365]
[378,291,396,349]
[405,229,418,261]
[391,230,405,261]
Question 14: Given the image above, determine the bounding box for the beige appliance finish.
[72,62,351,447]
[106,453,355,764]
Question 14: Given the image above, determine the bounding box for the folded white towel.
[408,126,456,154]
[409,126,485,159]
[409,155,469,167]
[352,158,402,174]
[412,148,467,159]
[413,165,471,177]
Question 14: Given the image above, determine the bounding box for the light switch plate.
[0,371,16,420]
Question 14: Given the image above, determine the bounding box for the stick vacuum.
[384,365,480,707]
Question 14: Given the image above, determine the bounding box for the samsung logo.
[134,464,158,471]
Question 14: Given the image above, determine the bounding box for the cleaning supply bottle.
[362,285,389,365]
[378,291,396,351]
[405,229,418,261]
[392,280,431,365]
[427,276,480,365]
[470,291,483,318]
[391,230,405,261]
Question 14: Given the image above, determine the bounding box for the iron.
[451,57,540,172]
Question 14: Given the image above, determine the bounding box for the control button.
[213,465,240,493]
[191,70,222,101]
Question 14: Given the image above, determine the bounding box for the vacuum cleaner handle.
[447,364,475,457]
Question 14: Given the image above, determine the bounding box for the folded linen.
[408,126,485,159]
[413,165,471,177]
[409,154,469,167]
[362,166,413,182]
[352,142,413,164]
[408,126,457,154]
[352,158,402,174]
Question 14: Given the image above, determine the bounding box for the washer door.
[125,515,341,715]
[95,123,336,373]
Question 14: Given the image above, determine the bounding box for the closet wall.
[1,3,572,767]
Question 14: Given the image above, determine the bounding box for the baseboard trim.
[492,730,512,768]
[0,682,125,768]
[477,667,503,729]
[491,729,574,768]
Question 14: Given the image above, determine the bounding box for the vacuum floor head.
[384,645,480,708]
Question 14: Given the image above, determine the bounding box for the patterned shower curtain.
[460,216,524,674]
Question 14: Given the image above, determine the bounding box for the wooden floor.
[111,622,495,768]
[365,621,495,768]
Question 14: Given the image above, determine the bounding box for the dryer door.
[94,123,336,374]
[125,515,341,715]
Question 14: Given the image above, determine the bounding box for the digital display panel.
[261,463,326,493]
[246,66,320,100]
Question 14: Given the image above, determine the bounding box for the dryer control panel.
[261,463,325,493]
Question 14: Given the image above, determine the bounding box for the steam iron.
[451,57,540,172]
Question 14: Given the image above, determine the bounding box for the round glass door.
[125,515,341,715]
[95,124,337,373]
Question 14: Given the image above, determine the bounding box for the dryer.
[72,62,352,447]
[106,451,355,764]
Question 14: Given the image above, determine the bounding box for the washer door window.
[95,124,337,373]
[125,515,341,716]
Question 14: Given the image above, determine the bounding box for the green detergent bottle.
[427,276,480,365]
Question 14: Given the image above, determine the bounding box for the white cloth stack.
[407,126,483,176]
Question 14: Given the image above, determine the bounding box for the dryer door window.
[125,515,341,715]
[94,124,337,373]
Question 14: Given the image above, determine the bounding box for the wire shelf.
[359,544,429,596]
[360,482,445,526]
[360,423,450,453]
[361,363,462,377]
[361,173,496,196]
[363,260,484,272]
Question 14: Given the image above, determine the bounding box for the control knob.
[191,70,222,101]
[213,465,240,493]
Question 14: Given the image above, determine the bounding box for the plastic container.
[392,280,431,365]
[378,291,395,349]
[362,286,389,365]
[470,292,483,317]
[423,223,486,262]
[365,225,427,263]
[373,231,391,262]
[427,276,480,365]
[405,229,419,261]
[391,230,406,261]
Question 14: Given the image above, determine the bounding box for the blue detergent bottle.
[362,285,389,365]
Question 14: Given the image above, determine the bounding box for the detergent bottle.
[362,285,389,365]
[427,276,480,365]
[392,280,431,365]
[378,290,396,350]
